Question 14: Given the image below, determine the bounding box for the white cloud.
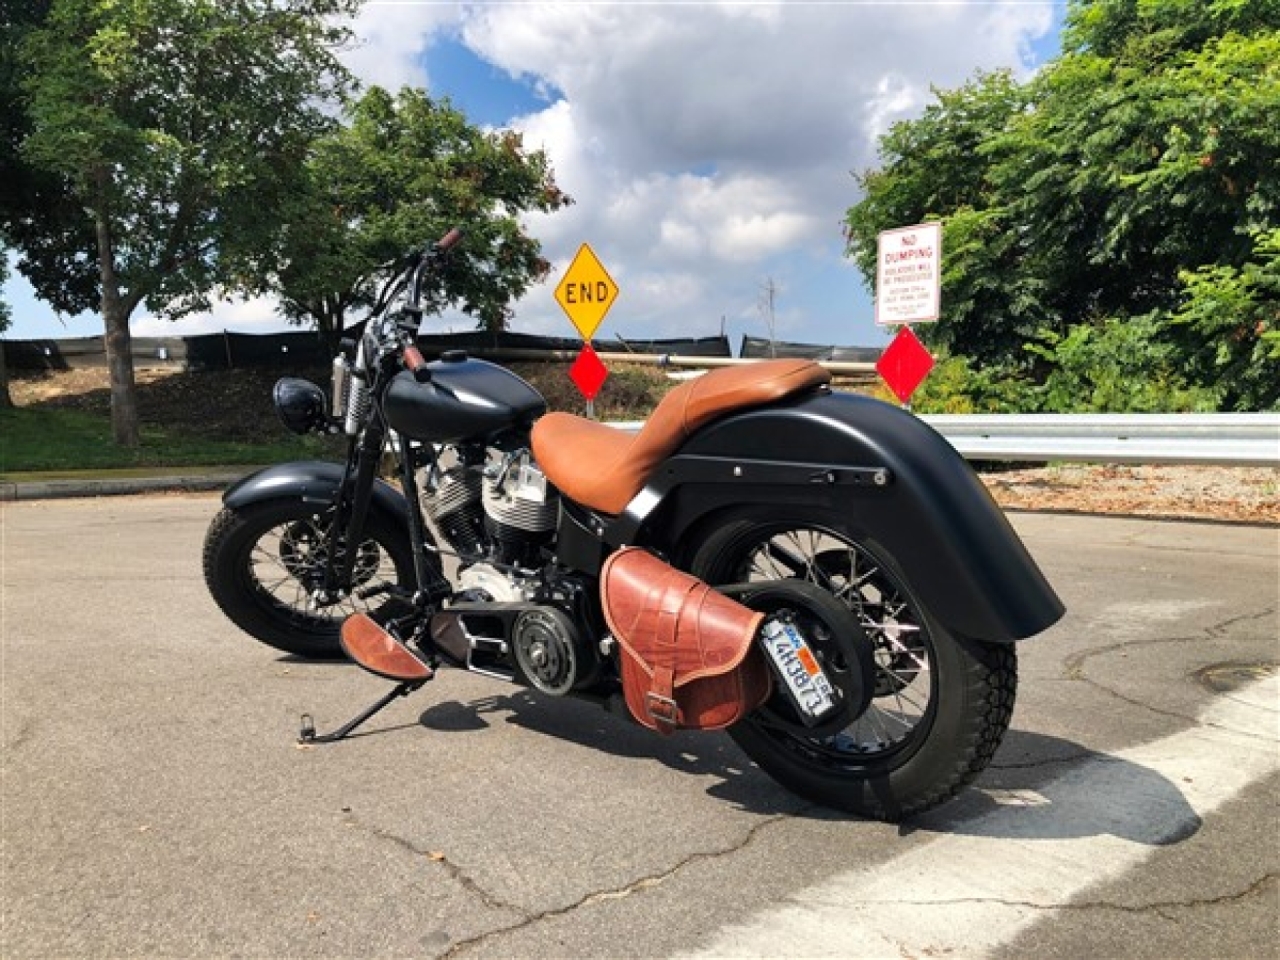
[341,3,461,92]
[453,1,1054,343]
[129,295,285,337]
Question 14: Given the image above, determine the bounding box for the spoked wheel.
[203,499,417,658]
[689,507,1017,821]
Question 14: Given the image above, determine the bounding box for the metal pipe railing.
[424,345,879,378]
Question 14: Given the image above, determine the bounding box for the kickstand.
[298,680,427,744]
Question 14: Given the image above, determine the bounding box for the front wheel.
[203,499,417,659]
[687,508,1017,821]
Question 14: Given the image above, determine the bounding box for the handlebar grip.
[403,345,433,383]
[434,228,463,252]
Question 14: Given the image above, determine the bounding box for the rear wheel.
[203,499,417,659]
[688,507,1017,821]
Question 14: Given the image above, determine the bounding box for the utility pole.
[758,277,778,357]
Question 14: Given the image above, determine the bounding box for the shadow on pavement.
[412,691,1201,843]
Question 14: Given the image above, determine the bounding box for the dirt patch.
[9,365,323,444]
[8,366,1276,525]
[982,463,1278,525]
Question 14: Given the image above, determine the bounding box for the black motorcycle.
[203,229,1064,820]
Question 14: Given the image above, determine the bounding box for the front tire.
[687,507,1017,821]
[203,499,416,659]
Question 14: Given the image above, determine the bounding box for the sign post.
[555,243,619,417]
[875,222,941,407]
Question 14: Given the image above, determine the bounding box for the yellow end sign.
[555,243,619,340]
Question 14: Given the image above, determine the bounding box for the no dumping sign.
[875,222,942,326]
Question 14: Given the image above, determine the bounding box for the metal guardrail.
[922,413,1280,467]
[611,413,1280,467]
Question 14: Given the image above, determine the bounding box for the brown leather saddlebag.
[600,547,771,733]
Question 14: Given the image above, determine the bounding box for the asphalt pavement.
[1,493,1277,959]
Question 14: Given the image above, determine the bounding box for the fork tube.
[336,418,384,586]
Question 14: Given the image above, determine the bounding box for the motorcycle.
[203,229,1064,821]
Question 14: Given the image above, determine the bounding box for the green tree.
[846,0,1280,410]
[275,86,571,345]
[1174,227,1280,409]
[3,0,100,318]
[15,0,358,445]
[846,71,1049,365]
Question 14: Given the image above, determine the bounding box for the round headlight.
[273,378,328,435]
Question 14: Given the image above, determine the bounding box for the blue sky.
[3,1,1068,350]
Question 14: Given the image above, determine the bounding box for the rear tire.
[687,507,1017,821]
[203,499,416,659]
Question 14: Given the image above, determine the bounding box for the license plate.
[759,617,839,724]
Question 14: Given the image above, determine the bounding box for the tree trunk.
[102,294,139,446]
[93,175,140,447]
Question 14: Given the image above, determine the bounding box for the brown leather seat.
[531,359,830,515]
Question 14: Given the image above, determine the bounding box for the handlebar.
[401,228,462,382]
[406,226,464,317]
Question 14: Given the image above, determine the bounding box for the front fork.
[320,421,449,609]
[314,420,385,602]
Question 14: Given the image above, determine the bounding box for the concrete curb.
[1,472,244,502]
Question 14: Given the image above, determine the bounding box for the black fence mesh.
[5,328,878,370]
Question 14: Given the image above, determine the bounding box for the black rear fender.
[617,391,1064,644]
[222,461,410,533]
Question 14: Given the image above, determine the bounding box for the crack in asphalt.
[438,809,805,959]
[989,752,1093,771]
[1060,607,1277,730]
[349,817,527,917]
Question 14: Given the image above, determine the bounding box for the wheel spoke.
[732,524,937,762]
[244,517,400,627]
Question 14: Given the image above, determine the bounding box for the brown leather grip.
[436,227,463,251]
[403,345,427,372]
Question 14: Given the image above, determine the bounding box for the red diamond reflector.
[876,327,934,404]
[569,343,609,401]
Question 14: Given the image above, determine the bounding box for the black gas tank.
[383,354,547,443]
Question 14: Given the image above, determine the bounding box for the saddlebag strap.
[601,547,771,734]
[646,584,692,732]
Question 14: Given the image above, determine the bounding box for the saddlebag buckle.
[644,691,683,728]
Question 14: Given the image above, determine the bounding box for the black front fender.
[619,391,1064,644]
[222,460,409,527]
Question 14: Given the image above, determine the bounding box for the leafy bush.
[1174,228,1280,411]
[908,313,1223,414]
[1028,314,1221,412]
[908,355,1035,414]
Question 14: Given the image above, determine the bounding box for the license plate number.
[759,618,839,722]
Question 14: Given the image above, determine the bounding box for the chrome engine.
[418,444,559,572]
[420,444,600,694]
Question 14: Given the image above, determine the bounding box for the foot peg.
[299,614,433,744]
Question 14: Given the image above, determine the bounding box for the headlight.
[272,378,328,435]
